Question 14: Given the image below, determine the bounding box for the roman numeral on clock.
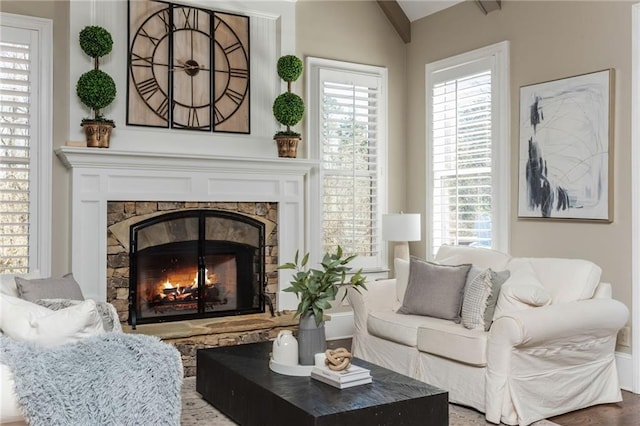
[136,78,160,100]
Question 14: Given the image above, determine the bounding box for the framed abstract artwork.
[517,69,614,221]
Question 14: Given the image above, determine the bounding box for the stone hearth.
[124,311,299,377]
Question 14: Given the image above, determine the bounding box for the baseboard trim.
[616,351,633,392]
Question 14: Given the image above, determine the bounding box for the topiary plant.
[273,55,304,138]
[76,26,116,127]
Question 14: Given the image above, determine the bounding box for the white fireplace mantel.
[56,146,319,311]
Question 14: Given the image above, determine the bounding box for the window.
[425,41,509,259]
[0,14,52,275]
[307,58,387,270]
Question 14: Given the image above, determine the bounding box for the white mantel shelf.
[56,146,317,312]
[55,146,320,173]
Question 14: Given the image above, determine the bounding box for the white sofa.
[348,245,629,425]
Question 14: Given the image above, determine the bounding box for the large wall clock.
[127,0,250,133]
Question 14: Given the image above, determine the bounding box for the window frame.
[0,13,53,276]
[425,41,510,260]
[306,57,388,272]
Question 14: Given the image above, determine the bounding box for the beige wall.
[296,0,408,272]
[407,0,633,334]
[1,1,71,277]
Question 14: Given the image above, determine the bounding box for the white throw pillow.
[0,270,41,297]
[0,294,104,347]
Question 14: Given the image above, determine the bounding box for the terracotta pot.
[83,122,113,148]
[275,136,300,158]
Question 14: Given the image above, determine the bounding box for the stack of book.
[310,364,372,389]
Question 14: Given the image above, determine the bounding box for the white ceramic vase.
[272,330,298,365]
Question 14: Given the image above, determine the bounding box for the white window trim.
[306,57,389,271]
[630,2,640,394]
[425,41,510,259]
[1,13,53,276]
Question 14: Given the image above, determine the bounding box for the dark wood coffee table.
[196,342,448,426]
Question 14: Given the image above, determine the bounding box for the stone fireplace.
[105,202,278,326]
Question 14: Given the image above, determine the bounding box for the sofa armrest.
[490,298,628,349]
[347,279,398,334]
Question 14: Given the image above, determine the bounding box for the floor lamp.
[382,213,421,261]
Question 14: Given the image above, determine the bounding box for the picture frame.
[517,69,614,222]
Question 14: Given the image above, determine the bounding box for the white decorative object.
[272,330,298,366]
[382,213,421,260]
[268,359,314,377]
[314,352,326,367]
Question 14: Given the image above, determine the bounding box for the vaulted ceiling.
[379,1,501,43]
[396,0,464,22]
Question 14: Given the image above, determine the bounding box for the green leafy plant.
[76,26,116,127]
[273,55,304,138]
[278,247,367,326]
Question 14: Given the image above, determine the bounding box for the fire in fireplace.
[128,210,265,328]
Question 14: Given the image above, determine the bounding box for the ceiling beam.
[377,1,411,44]
[475,0,502,15]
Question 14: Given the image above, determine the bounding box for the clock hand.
[171,65,210,72]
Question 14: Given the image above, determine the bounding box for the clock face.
[127,0,250,133]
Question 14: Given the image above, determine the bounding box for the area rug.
[180,376,559,425]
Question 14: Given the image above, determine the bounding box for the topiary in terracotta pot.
[273,55,304,158]
[76,26,116,148]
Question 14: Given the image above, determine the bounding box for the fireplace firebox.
[128,210,265,328]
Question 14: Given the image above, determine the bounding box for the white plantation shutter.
[0,15,52,275]
[310,61,387,270]
[431,70,492,251]
[426,42,509,259]
[0,39,31,273]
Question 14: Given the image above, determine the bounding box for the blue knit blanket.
[0,333,182,426]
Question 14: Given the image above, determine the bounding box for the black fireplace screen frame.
[128,209,266,328]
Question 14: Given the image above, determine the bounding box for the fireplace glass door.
[129,210,265,327]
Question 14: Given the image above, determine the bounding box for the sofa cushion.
[417,320,488,366]
[524,258,602,303]
[367,311,433,347]
[435,244,512,271]
[398,257,470,322]
[0,294,104,347]
[15,273,84,302]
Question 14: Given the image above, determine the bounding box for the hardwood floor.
[549,390,640,426]
[330,338,640,425]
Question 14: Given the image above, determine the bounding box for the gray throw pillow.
[483,269,511,331]
[15,273,85,302]
[398,257,471,322]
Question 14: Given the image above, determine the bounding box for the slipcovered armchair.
[348,245,629,425]
[0,272,183,425]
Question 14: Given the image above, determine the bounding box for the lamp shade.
[382,213,421,242]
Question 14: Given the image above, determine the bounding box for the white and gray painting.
[518,70,611,220]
